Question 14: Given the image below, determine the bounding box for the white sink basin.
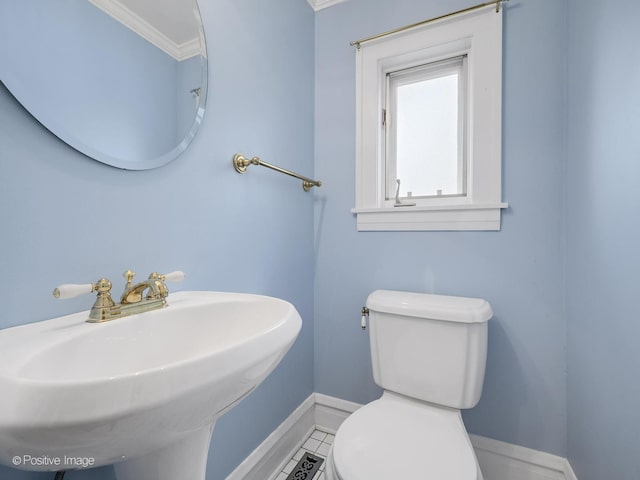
[0,291,301,479]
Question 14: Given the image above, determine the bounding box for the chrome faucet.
[53,270,185,323]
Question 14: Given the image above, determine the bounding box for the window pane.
[388,61,465,199]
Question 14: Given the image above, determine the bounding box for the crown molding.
[88,0,201,61]
[306,0,349,12]
[179,37,203,61]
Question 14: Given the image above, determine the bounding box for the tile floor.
[274,429,335,480]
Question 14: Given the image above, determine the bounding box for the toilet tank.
[367,290,492,409]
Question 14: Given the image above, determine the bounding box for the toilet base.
[326,392,484,480]
[325,446,338,480]
[326,444,483,480]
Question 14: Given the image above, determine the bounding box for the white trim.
[226,393,578,480]
[313,393,362,432]
[471,434,574,480]
[179,37,205,61]
[352,203,508,231]
[306,0,349,11]
[88,0,202,61]
[564,460,578,480]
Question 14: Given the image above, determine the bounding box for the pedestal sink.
[0,291,302,480]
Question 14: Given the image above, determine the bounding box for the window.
[386,56,467,201]
[352,5,508,231]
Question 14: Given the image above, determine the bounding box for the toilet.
[325,290,492,480]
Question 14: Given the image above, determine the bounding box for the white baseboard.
[226,393,578,480]
[313,393,362,433]
[470,434,575,480]
[225,395,316,480]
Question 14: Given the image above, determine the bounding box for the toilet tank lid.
[366,290,492,324]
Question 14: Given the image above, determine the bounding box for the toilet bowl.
[326,290,492,480]
[325,392,482,480]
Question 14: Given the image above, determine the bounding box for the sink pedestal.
[114,423,215,480]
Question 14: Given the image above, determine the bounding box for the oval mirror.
[0,0,207,170]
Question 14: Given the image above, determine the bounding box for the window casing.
[352,6,507,231]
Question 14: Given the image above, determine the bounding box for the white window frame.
[352,5,508,231]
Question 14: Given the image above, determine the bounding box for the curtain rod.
[350,0,508,50]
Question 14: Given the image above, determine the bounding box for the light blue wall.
[566,1,640,478]
[0,0,314,479]
[313,0,568,456]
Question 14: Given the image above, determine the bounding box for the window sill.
[351,203,508,231]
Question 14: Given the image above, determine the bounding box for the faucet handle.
[160,271,185,283]
[123,270,136,286]
[53,283,95,299]
[53,278,112,299]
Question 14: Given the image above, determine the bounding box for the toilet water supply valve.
[361,307,369,330]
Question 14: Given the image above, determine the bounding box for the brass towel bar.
[232,153,322,192]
